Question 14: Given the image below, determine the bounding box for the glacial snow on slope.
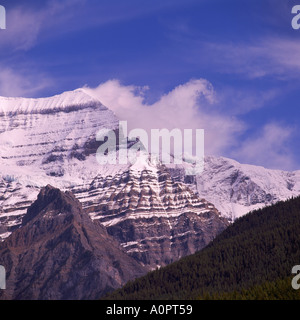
[0,89,99,114]
[169,156,300,221]
[0,88,125,239]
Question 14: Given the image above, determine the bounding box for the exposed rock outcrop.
[0,185,147,300]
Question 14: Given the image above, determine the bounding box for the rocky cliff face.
[75,155,229,269]
[0,185,147,300]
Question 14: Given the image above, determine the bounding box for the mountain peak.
[0,88,105,115]
[22,185,80,226]
[0,185,147,300]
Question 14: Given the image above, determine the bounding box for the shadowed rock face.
[0,185,147,300]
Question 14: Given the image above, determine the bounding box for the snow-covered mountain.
[169,156,300,221]
[0,89,123,239]
[0,88,229,270]
[0,88,300,244]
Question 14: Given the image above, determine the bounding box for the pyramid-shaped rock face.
[75,157,229,269]
[22,185,80,226]
[0,185,147,300]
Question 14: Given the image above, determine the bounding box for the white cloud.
[83,79,244,157]
[83,80,297,170]
[0,66,52,97]
[232,123,296,170]
[0,7,44,51]
[0,0,194,52]
[0,0,87,51]
[203,37,300,80]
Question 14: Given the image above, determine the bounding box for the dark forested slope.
[104,196,300,300]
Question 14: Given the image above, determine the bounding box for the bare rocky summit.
[0,185,147,300]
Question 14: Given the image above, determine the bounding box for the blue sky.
[1,0,300,170]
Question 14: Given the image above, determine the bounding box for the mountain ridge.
[169,155,300,220]
[0,88,105,114]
